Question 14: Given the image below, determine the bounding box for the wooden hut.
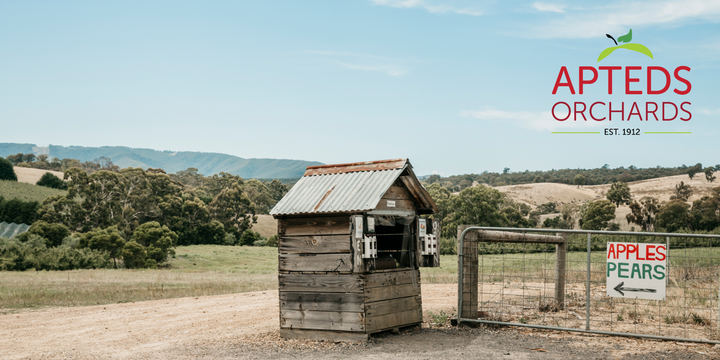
[270,158,440,342]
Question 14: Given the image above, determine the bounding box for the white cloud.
[369,0,482,16]
[305,51,411,77]
[460,107,607,132]
[700,109,720,115]
[525,0,720,39]
[533,2,565,13]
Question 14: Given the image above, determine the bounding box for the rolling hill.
[0,143,322,178]
[493,174,719,231]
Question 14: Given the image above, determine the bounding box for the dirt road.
[2,284,717,359]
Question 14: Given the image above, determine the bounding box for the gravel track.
[2,284,717,359]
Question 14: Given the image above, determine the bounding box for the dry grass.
[494,174,719,231]
[254,214,277,238]
[13,167,64,185]
[474,247,720,341]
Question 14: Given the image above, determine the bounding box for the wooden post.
[432,219,441,267]
[351,215,363,273]
[554,233,567,309]
[458,226,478,319]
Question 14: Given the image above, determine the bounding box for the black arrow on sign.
[613,282,657,296]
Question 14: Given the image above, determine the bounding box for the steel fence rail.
[457,226,720,345]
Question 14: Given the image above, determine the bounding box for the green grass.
[0,245,278,311]
[0,179,66,202]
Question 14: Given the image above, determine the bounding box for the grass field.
[0,245,455,311]
[3,244,718,315]
[0,179,66,202]
[0,246,278,311]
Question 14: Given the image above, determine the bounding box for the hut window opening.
[369,215,414,270]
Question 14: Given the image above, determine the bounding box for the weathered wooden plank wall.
[363,269,422,332]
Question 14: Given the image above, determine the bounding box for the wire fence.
[457,226,720,344]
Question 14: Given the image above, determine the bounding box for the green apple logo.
[598,29,653,62]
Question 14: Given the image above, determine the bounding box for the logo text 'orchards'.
[552,30,691,123]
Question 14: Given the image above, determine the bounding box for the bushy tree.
[537,202,557,214]
[244,179,274,214]
[16,221,70,248]
[606,182,632,208]
[688,163,702,180]
[121,240,146,269]
[626,197,660,232]
[580,200,616,230]
[131,221,177,264]
[670,181,693,202]
[208,182,256,237]
[441,185,509,237]
[239,229,265,246]
[36,172,67,190]
[6,154,24,165]
[79,226,126,268]
[656,199,691,232]
[0,157,17,181]
[266,235,278,247]
[0,196,40,224]
[426,183,453,224]
[706,168,716,183]
[574,173,586,188]
[689,188,720,231]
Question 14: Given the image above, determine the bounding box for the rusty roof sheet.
[304,158,407,176]
[270,165,406,216]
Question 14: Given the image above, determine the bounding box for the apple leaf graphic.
[617,29,632,43]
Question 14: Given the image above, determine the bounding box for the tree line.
[1,159,289,270]
[425,163,720,192]
[427,178,720,256]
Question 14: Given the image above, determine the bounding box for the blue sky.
[1,0,719,176]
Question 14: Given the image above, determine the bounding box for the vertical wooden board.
[365,296,421,317]
[280,329,368,342]
[279,253,353,272]
[282,216,352,236]
[364,283,421,303]
[364,270,420,288]
[366,308,423,333]
[279,235,351,254]
[351,215,363,273]
[281,310,365,332]
[280,292,364,312]
[279,273,363,293]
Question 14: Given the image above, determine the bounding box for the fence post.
[555,233,567,309]
[666,236,670,286]
[458,226,478,320]
[586,232,591,331]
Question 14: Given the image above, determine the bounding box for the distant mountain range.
[0,143,322,179]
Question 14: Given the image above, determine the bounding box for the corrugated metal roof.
[270,167,406,216]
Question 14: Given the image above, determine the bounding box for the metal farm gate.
[457,226,720,344]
